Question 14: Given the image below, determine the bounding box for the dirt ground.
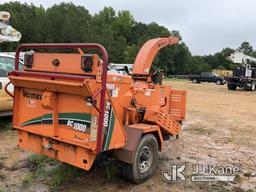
[0,80,256,192]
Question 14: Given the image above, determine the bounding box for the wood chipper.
[6,36,186,184]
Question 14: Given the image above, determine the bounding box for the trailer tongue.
[7,37,186,184]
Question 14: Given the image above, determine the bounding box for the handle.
[5,82,14,98]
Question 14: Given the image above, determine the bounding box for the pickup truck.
[190,72,226,85]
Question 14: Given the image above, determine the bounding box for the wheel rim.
[192,79,196,83]
[138,146,153,173]
[252,83,255,90]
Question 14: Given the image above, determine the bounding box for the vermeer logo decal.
[23,90,42,100]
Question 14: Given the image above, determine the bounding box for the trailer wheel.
[120,134,159,184]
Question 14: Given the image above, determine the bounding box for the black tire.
[120,134,159,184]
[216,80,222,85]
[192,78,198,84]
[227,83,237,90]
[244,82,255,91]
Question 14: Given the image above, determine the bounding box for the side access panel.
[169,90,186,121]
[10,77,126,170]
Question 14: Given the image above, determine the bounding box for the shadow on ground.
[0,116,12,131]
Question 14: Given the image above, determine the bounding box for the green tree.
[114,10,134,39]
[125,44,139,63]
[237,42,253,55]
[0,2,47,50]
[45,2,92,43]
[1,2,245,74]
[190,56,211,74]
[204,48,235,70]
[127,22,148,45]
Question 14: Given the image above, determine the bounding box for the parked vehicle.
[190,72,226,85]
[108,63,132,75]
[227,52,256,91]
[0,53,23,116]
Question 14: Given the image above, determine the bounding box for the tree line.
[0,2,255,75]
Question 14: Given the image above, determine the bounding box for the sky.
[2,0,256,55]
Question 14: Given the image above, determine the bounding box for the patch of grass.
[48,164,80,187]
[105,162,119,181]
[0,172,6,180]
[0,188,4,192]
[29,154,56,167]
[23,154,81,189]
[23,154,119,189]
[22,154,57,186]
[189,125,214,135]
[223,137,233,144]
[22,174,33,186]
[164,78,188,82]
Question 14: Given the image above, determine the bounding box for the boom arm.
[0,11,21,43]
[132,36,179,76]
[228,52,256,65]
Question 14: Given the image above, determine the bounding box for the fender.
[113,124,163,164]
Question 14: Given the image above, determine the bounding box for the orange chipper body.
[7,36,186,183]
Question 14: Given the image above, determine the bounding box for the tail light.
[81,55,93,73]
[24,52,34,69]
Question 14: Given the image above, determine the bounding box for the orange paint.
[8,37,186,171]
